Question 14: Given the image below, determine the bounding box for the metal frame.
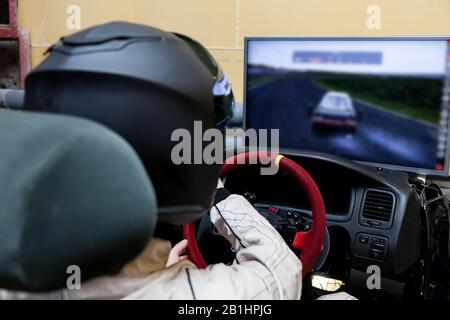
[0,0,30,88]
[243,36,450,177]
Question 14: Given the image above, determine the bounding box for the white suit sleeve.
[186,191,302,300]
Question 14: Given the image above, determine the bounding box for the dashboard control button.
[369,241,385,260]
[304,221,311,231]
[359,235,369,244]
[370,248,384,259]
[268,206,279,214]
[242,192,257,204]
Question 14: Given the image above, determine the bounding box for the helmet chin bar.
[183,151,327,277]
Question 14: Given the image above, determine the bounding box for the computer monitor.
[244,37,450,176]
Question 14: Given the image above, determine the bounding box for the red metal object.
[0,0,30,88]
[0,0,18,37]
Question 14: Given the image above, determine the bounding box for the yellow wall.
[18,0,450,101]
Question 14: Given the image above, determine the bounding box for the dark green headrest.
[0,110,157,292]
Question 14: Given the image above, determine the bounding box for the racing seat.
[0,109,157,292]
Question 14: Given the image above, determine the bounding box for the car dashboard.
[223,149,424,280]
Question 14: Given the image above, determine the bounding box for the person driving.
[20,21,302,300]
[14,22,354,300]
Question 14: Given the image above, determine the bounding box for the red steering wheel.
[183,152,327,276]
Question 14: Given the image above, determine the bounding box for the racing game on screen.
[245,40,450,172]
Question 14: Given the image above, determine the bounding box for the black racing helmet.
[173,33,234,129]
[24,21,230,225]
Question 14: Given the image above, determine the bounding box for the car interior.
[0,33,450,301]
[220,37,450,300]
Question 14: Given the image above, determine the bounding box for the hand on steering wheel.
[183,152,327,277]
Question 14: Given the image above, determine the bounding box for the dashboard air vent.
[362,189,394,222]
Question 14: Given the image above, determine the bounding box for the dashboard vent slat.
[362,190,395,223]
[364,198,393,204]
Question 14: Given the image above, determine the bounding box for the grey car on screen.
[311,91,358,132]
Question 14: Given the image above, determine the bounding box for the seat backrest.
[0,109,157,292]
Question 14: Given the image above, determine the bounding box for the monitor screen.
[244,38,450,176]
